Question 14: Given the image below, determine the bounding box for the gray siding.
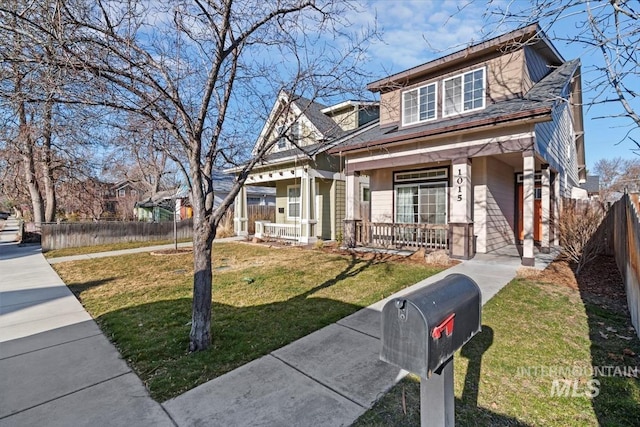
[535,102,579,197]
[334,180,346,240]
[524,46,552,84]
[318,180,332,240]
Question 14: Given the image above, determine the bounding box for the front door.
[517,183,542,241]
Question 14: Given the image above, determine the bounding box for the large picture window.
[287,185,300,219]
[395,182,447,225]
[402,82,437,126]
[443,68,485,117]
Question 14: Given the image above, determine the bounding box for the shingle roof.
[329,59,580,153]
[580,175,600,194]
[292,95,346,139]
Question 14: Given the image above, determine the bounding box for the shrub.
[559,199,605,274]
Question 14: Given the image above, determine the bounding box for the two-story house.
[231,90,379,243]
[329,24,586,266]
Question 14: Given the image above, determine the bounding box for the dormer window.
[443,67,485,117]
[402,82,437,126]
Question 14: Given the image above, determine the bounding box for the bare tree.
[594,157,640,200]
[0,0,377,351]
[487,0,640,152]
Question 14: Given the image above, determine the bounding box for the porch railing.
[354,221,448,250]
[254,221,301,241]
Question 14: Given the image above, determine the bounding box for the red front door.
[517,184,542,241]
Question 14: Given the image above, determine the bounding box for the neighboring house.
[104,180,144,219]
[230,91,379,243]
[136,172,275,222]
[580,175,600,200]
[328,24,586,266]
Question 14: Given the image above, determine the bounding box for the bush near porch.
[53,242,443,401]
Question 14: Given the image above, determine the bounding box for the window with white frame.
[402,82,437,126]
[394,169,448,225]
[291,122,300,145]
[395,183,447,224]
[443,68,485,117]
[287,185,300,219]
[118,189,126,198]
[361,185,370,202]
[276,125,287,149]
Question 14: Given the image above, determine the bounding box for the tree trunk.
[188,155,216,351]
[18,99,44,225]
[42,99,56,222]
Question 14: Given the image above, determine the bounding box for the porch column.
[344,173,359,247]
[552,172,560,246]
[522,152,535,266]
[299,171,317,244]
[449,158,474,260]
[233,185,248,237]
[540,165,551,253]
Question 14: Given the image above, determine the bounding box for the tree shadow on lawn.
[574,255,640,426]
[90,254,386,401]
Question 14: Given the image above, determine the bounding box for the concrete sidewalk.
[46,235,243,264]
[0,222,175,427]
[162,248,559,426]
[1,216,559,427]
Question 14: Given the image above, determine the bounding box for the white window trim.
[276,125,287,149]
[394,181,449,225]
[394,168,448,183]
[442,67,486,118]
[360,184,370,202]
[402,82,438,126]
[286,184,301,220]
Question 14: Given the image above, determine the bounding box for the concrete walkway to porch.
[162,246,559,426]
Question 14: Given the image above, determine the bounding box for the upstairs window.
[402,82,437,126]
[276,125,287,149]
[443,68,485,117]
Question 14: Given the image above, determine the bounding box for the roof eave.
[367,23,547,92]
[331,107,552,155]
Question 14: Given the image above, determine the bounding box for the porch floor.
[482,244,562,269]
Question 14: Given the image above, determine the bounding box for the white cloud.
[349,0,489,75]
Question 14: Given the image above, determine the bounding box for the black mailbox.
[381,273,481,378]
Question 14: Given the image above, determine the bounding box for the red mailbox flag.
[431,313,455,339]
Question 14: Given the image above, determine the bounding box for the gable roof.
[251,91,347,157]
[329,59,580,154]
[293,95,346,140]
[367,23,564,92]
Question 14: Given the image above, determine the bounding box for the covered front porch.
[233,161,344,245]
[342,150,560,266]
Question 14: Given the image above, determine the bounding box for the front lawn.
[44,238,192,258]
[354,257,640,426]
[53,242,443,401]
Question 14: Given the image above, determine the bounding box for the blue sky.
[348,0,639,171]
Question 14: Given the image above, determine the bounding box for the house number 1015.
[456,168,464,202]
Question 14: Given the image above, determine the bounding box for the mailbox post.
[380,274,482,427]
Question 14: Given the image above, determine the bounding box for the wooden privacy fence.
[247,205,275,234]
[41,219,194,251]
[597,194,640,338]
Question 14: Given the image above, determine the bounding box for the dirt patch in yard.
[520,255,627,310]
